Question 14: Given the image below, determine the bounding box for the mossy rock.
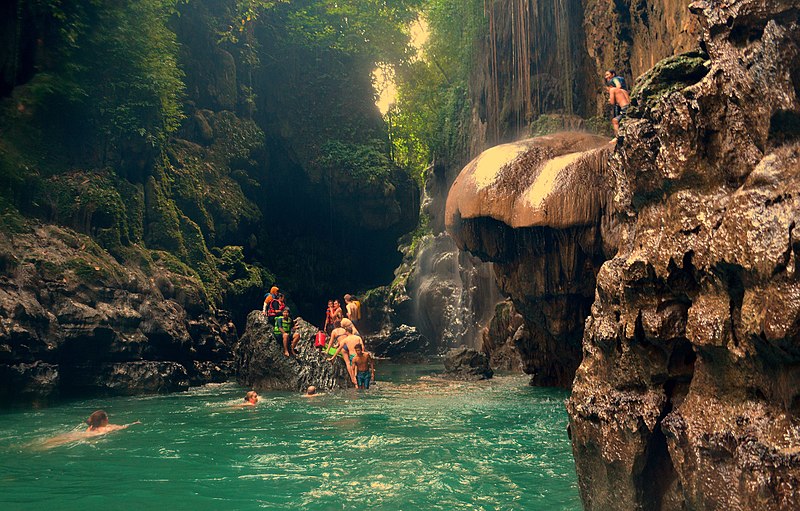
[629,51,710,116]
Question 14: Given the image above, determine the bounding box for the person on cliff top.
[275,308,300,357]
[350,344,375,390]
[262,286,279,319]
[605,69,630,138]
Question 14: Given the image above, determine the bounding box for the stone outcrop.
[566,1,800,509]
[235,312,350,391]
[481,299,524,372]
[442,346,493,381]
[445,132,615,386]
[0,225,236,403]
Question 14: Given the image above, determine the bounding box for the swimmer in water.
[37,410,140,449]
[234,391,259,407]
[302,386,324,398]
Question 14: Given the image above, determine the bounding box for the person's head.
[341,318,353,329]
[270,286,279,295]
[306,386,316,395]
[86,410,109,429]
[334,300,340,308]
[344,294,352,303]
[328,300,333,308]
[354,344,363,355]
[245,391,259,404]
[283,308,290,318]
[278,293,285,300]
[604,70,615,83]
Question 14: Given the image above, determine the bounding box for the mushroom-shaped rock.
[443,132,615,387]
[445,132,612,246]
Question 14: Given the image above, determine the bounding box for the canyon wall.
[566,0,800,509]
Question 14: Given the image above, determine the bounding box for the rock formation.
[445,132,614,386]
[0,225,235,403]
[566,1,800,509]
[442,346,494,381]
[235,312,350,391]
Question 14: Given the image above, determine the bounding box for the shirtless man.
[606,71,630,137]
[327,327,364,384]
[302,386,325,398]
[350,344,375,389]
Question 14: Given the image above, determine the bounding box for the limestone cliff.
[566,0,800,509]
[445,132,614,386]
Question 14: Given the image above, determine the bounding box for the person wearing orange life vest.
[262,286,279,317]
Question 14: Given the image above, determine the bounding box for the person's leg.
[283,333,290,356]
[343,355,356,384]
[291,332,300,354]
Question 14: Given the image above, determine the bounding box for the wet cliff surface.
[565,0,800,509]
[446,132,614,386]
[0,225,235,402]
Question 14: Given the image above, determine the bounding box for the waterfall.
[408,233,501,350]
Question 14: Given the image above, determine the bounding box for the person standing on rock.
[323,300,339,335]
[344,294,361,327]
[350,344,375,389]
[605,70,630,138]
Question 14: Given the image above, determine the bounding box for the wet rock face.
[567,1,800,509]
[0,225,236,403]
[366,324,432,360]
[442,346,493,381]
[234,312,350,391]
[445,132,615,386]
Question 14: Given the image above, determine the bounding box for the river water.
[0,364,581,510]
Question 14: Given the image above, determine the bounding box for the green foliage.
[216,245,271,300]
[391,0,486,173]
[317,139,393,183]
[31,0,185,155]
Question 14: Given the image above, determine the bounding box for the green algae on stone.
[629,51,710,116]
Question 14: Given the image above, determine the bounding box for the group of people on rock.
[260,286,373,389]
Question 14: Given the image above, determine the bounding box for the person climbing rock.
[605,70,630,138]
[327,324,363,385]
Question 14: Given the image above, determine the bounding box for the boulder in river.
[235,311,351,391]
[443,346,493,381]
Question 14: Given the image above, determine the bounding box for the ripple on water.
[0,367,581,510]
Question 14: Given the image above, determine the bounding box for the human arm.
[369,353,375,379]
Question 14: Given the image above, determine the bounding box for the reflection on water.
[0,364,581,510]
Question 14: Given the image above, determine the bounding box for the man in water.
[235,391,259,407]
[606,70,630,138]
[350,344,375,389]
[38,410,140,449]
[302,386,324,397]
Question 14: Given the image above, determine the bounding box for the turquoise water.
[0,364,581,510]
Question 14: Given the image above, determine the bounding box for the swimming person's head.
[306,386,316,395]
[86,410,109,430]
[245,391,259,404]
